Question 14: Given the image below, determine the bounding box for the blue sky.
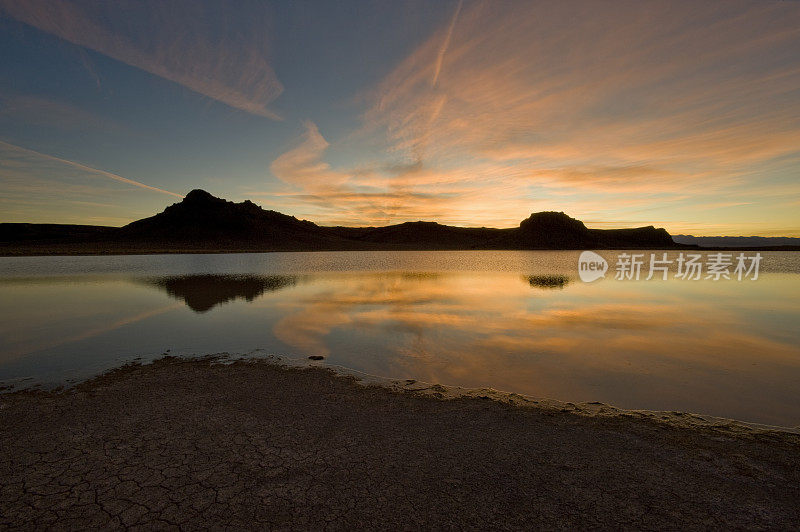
[1,0,799,235]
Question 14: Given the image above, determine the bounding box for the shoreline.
[5,353,798,436]
[299,357,800,436]
[2,245,800,257]
[258,354,800,436]
[2,356,799,528]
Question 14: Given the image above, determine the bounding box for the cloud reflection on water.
[259,272,800,424]
[2,267,798,425]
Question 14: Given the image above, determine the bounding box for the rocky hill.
[1,189,688,254]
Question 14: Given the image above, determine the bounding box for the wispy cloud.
[348,0,800,233]
[0,0,283,119]
[0,141,183,198]
[431,0,462,88]
[267,121,543,226]
[367,1,800,166]
[0,93,118,132]
[270,122,349,189]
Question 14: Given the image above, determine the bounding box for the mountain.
[672,234,800,248]
[515,212,675,249]
[0,223,115,243]
[116,189,353,249]
[326,221,511,250]
[1,189,708,254]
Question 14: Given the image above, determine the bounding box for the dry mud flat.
[1,358,799,530]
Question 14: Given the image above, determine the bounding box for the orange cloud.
[366,1,800,168]
[270,122,350,189]
[259,2,800,234]
[267,121,542,226]
[345,0,800,233]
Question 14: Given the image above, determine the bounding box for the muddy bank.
[1,357,798,529]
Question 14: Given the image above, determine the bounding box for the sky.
[0,0,798,236]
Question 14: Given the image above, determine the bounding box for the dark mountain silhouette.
[1,188,770,254]
[516,212,675,248]
[327,221,510,250]
[515,211,595,248]
[117,189,351,249]
[0,223,114,243]
[147,274,298,312]
[672,234,800,248]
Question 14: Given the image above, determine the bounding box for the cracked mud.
[1,358,799,530]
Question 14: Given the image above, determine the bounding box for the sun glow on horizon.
[0,0,798,237]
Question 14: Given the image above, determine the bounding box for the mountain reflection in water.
[1,250,798,427]
[147,275,298,312]
[526,274,571,289]
[145,272,561,314]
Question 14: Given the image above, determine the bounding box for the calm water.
[1,251,799,427]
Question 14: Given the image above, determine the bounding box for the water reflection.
[525,274,571,289]
[146,275,297,312]
[1,252,798,426]
[264,272,800,426]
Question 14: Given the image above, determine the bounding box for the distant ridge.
[672,234,800,248]
[2,188,787,255]
[113,189,679,250]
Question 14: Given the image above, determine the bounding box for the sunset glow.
[1,0,798,235]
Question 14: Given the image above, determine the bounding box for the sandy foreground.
[1,358,799,530]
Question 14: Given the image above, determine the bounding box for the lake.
[1,250,798,427]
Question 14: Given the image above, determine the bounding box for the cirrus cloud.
[0,0,283,119]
